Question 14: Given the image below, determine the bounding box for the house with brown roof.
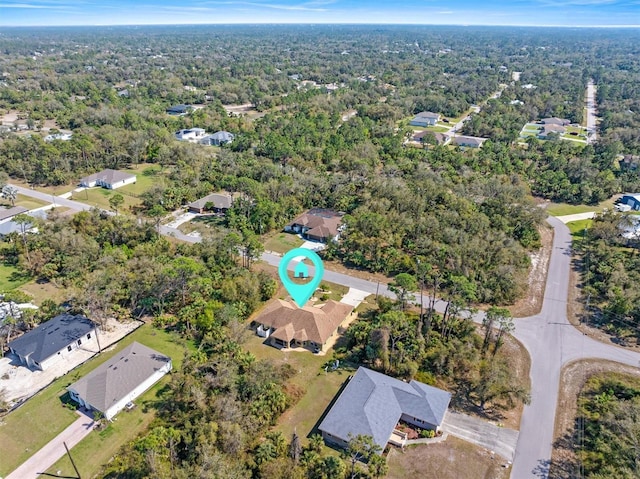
[187,192,234,214]
[285,208,344,242]
[253,299,354,353]
[412,131,450,146]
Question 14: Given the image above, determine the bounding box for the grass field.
[244,332,354,447]
[0,263,30,291]
[71,187,142,213]
[567,219,593,238]
[117,164,167,197]
[546,197,617,217]
[263,233,304,254]
[0,324,193,477]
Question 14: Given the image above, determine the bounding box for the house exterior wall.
[11,328,98,371]
[101,176,136,190]
[409,117,437,127]
[321,430,349,450]
[103,361,172,420]
[400,412,437,431]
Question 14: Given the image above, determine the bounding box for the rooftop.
[8,314,95,364]
[319,367,451,451]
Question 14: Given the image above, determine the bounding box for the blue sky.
[0,0,638,27]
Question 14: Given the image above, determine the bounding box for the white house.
[80,169,136,190]
[67,341,172,420]
[44,133,73,142]
[175,128,207,141]
[8,314,98,370]
[409,111,441,127]
[200,131,235,146]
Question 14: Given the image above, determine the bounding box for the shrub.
[420,429,435,438]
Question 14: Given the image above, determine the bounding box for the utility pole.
[64,441,82,479]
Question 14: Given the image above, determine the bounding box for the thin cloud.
[202,0,330,11]
[0,2,72,7]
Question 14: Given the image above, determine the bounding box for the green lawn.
[0,323,193,477]
[315,281,348,302]
[178,215,226,235]
[567,219,593,237]
[263,233,304,254]
[243,333,354,446]
[71,187,142,213]
[117,164,168,197]
[546,197,617,217]
[0,263,30,291]
[0,194,49,211]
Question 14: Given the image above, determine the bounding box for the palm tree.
[1,185,18,206]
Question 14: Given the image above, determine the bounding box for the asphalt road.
[14,186,640,478]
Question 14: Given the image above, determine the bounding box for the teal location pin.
[278,248,325,308]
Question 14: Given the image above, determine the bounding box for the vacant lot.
[545,196,618,217]
[0,324,192,477]
[71,187,142,213]
[264,232,304,254]
[387,436,509,479]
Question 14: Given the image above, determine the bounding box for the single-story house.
[540,117,570,126]
[538,124,566,139]
[253,299,354,353]
[200,131,235,146]
[67,341,172,420]
[451,135,487,148]
[0,206,28,223]
[285,208,344,242]
[175,128,207,141]
[319,367,451,451]
[409,111,441,127]
[412,131,450,146]
[620,194,640,211]
[166,104,192,116]
[186,192,234,214]
[8,314,98,371]
[80,169,136,190]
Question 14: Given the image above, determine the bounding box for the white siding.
[103,361,172,420]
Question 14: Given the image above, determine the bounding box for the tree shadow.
[547,431,580,479]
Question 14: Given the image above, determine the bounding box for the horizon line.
[1,22,639,28]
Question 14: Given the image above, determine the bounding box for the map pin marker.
[278,247,325,308]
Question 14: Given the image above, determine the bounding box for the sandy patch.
[0,319,141,405]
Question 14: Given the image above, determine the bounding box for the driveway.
[5,411,94,479]
[555,212,595,223]
[441,411,519,461]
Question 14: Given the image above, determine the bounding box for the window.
[67,345,72,352]
[77,339,82,345]
[87,333,91,339]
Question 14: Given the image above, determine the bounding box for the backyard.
[0,323,192,478]
[0,263,30,291]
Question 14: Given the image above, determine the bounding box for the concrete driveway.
[441,411,519,461]
[5,411,94,479]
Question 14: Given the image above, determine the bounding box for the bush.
[420,429,435,438]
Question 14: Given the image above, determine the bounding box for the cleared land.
[545,196,617,217]
[387,436,509,479]
[263,232,305,254]
[0,323,192,477]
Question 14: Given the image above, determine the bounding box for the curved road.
[13,185,640,478]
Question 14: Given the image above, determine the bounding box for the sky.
[0,0,638,27]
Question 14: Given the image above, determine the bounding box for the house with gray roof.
[409,111,441,127]
[0,206,28,223]
[80,169,136,190]
[200,130,235,146]
[8,314,97,370]
[318,367,451,451]
[67,341,172,420]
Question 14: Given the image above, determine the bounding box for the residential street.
[5,411,94,479]
[13,186,640,479]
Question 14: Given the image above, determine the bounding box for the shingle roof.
[8,314,95,363]
[80,169,136,186]
[319,367,451,450]
[0,206,28,222]
[414,111,440,119]
[287,208,343,240]
[187,192,233,211]
[255,299,353,345]
[68,341,171,413]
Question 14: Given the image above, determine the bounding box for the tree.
[368,454,389,478]
[345,434,381,479]
[482,306,511,355]
[289,430,302,463]
[389,273,417,310]
[1,185,18,206]
[109,193,125,215]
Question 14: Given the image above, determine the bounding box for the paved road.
[555,212,596,224]
[11,185,94,212]
[510,216,640,478]
[586,79,597,144]
[6,411,94,479]
[16,185,640,478]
